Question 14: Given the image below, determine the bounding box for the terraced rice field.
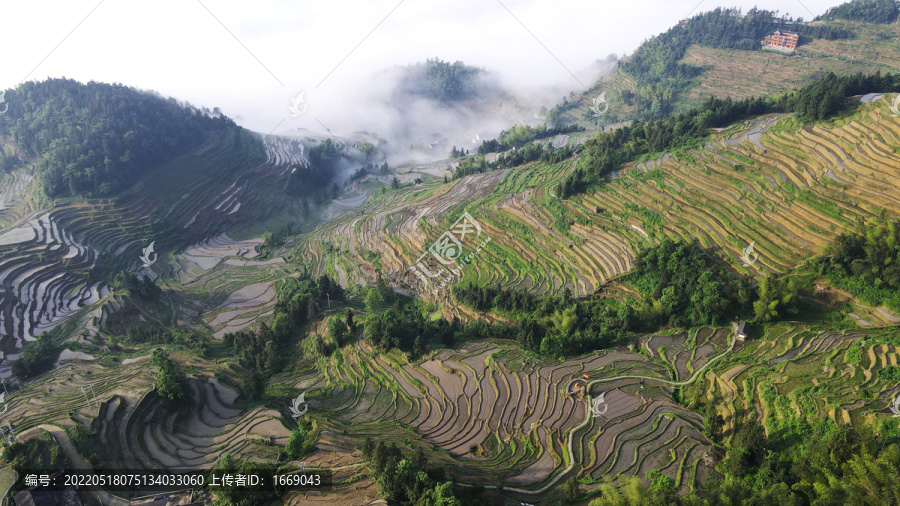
[5,310,898,502]
[688,323,900,437]
[302,98,900,309]
[262,317,900,502]
[274,329,708,498]
[0,352,290,472]
[0,134,309,360]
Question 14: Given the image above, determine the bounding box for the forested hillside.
[392,58,493,103]
[616,7,854,120]
[0,78,261,198]
[818,0,900,22]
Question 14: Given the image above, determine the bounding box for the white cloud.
[0,0,847,135]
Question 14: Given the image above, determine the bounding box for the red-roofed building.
[762,30,799,51]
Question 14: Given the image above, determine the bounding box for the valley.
[1,1,900,505]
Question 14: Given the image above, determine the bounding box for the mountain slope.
[558,6,900,126]
[0,80,376,353]
[303,94,900,313]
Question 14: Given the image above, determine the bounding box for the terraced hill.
[302,96,900,316]
[0,131,361,364]
[254,318,900,502]
[3,16,900,503]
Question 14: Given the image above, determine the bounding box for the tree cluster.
[260,223,293,258]
[224,274,342,399]
[452,283,631,356]
[112,270,161,301]
[816,219,900,310]
[453,143,574,180]
[210,453,280,505]
[3,432,66,470]
[151,348,188,404]
[817,0,900,23]
[793,71,900,121]
[364,300,455,356]
[361,438,471,505]
[287,139,347,200]
[629,240,753,327]
[592,417,900,505]
[285,418,315,460]
[476,123,584,155]
[11,334,61,379]
[395,58,485,103]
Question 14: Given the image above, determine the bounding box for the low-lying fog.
[1,0,843,160]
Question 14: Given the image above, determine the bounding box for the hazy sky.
[1,0,847,135]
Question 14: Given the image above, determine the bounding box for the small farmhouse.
[736,321,749,341]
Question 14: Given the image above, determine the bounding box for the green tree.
[285,421,312,459]
[365,286,383,313]
[151,348,188,403]
[703,401,723,440]
[418,481,462,506]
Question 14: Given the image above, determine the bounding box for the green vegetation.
[111,270,162,301]
[630,240,750,327]
[210,453,280,505]
[259,224,293,257]
[619,7,854,120]
[818,0,900,23]
[0,78,260,198]
[360,438,475,505]
[287,139,347,203]
[3,432,66,469]
[224,274,343,399]
[11,334,61,379]
[473,123,584,154]
[285,418,315,459]
[151,348,188,404]
[453,142,574,180]
[816,220,900,310]
[365,291,455,355]
[452,283,630,355]
[558,72,900,197]
[395,58,485,103]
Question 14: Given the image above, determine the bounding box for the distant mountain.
[391,58,498,104]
